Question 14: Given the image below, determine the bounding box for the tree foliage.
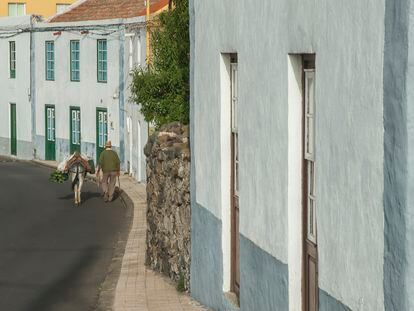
[130,0,189,128]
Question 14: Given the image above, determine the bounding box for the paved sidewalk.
[112,175,208,311]
[31,159,208,311]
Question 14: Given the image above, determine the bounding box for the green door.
[45,105,56,160]
[70,107,81,154]
[96,108,108,163]
[10,103,16,156]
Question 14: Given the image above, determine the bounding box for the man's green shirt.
[98,149,120,173]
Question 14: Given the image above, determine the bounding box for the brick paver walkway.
[113,175,208,311]
[32,159,208,311]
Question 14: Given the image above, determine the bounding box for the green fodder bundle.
[49,170,69,183]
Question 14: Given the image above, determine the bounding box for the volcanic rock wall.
[144,122,191,290]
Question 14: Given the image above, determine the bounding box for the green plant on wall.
[131,0,189,128]
[177,272,185,292]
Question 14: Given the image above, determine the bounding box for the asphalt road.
[0,159,129,311]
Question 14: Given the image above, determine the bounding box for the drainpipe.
[30,16,37,159]
[146,0,151,66]
[119,25,126,170]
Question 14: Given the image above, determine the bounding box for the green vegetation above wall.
[131,0,189,128]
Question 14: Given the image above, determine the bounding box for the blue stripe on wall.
[190,202,288,311]
[319,289,352,311]
[383,0,409,309]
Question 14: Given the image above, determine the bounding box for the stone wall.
[145,122,191,290]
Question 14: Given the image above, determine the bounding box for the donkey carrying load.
[57,151,95,206]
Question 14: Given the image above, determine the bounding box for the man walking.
[97,141,120,202]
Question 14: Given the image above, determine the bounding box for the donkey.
[69,161,86,206]
[58,152,91,206]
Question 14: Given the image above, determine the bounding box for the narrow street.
[0,158,129,311]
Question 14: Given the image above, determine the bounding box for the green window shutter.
[70,40,80,81]
[45,41,55,81]
[10,103,17,155]
[97,39,107,83]
[9,41,16,79]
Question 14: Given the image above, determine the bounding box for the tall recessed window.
[97,39,107,83]
[304,68,316,243]
[45,41,55,81]
[8,3,25,16]
[70,40,80,81]
[9,41,16,79]
[137,35,142,67]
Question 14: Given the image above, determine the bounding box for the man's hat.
[105,140,112,148]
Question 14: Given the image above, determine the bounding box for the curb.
[95,185,135,310]
[31,159,57,170]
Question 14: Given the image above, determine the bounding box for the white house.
[33,18,147,180]
[0,0,171,182]
[0,15,36,160]
[190,1,414,310]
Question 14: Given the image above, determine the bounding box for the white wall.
[124,27,148,183]
[34,23,121,158]
[0,16,33,158]
[33,18,147,165]
[193,0,385,309]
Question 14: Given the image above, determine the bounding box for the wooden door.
[45,105,56,160]
[10,103,16,156]
[70,107,81,154]
[96,108,108,162]
[303,57,318,311]
[230,59,240,298]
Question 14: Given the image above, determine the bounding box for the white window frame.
[137,35,142,67]
[8,3,25,16]
[9,41,16,79]
[129,37,134,72]
[98,110,108,148]
[47,107,56,142]
[304,69,315,160]
[71,110,81,145]
[304,68,317,244]
[45,41,55,81]
[70,40,80,81]
[231,62,239,196]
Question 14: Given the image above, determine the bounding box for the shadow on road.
[24,246,101,311]
[58,191,102,204]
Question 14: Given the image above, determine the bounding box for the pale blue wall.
[190,0,386,310]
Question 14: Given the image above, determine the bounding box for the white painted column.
[287,55,303,311]
[220,54,232,292]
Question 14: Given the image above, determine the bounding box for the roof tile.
[49,0,169,23]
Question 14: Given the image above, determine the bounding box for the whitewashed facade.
[0,16,35,159]
[0,15,147,182]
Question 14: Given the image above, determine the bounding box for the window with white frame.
[129,37,133,71]
[137,35,142,66]
[231,62,239,196]
[97,39,107,82]
[98,111,108,148]
[46,107,56,142]
[70,40,80,81]
[71,110,81,145]
[8,3,25,16]
[305,68,316,243]
[9,41,16,79]
[45,41,55,81]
